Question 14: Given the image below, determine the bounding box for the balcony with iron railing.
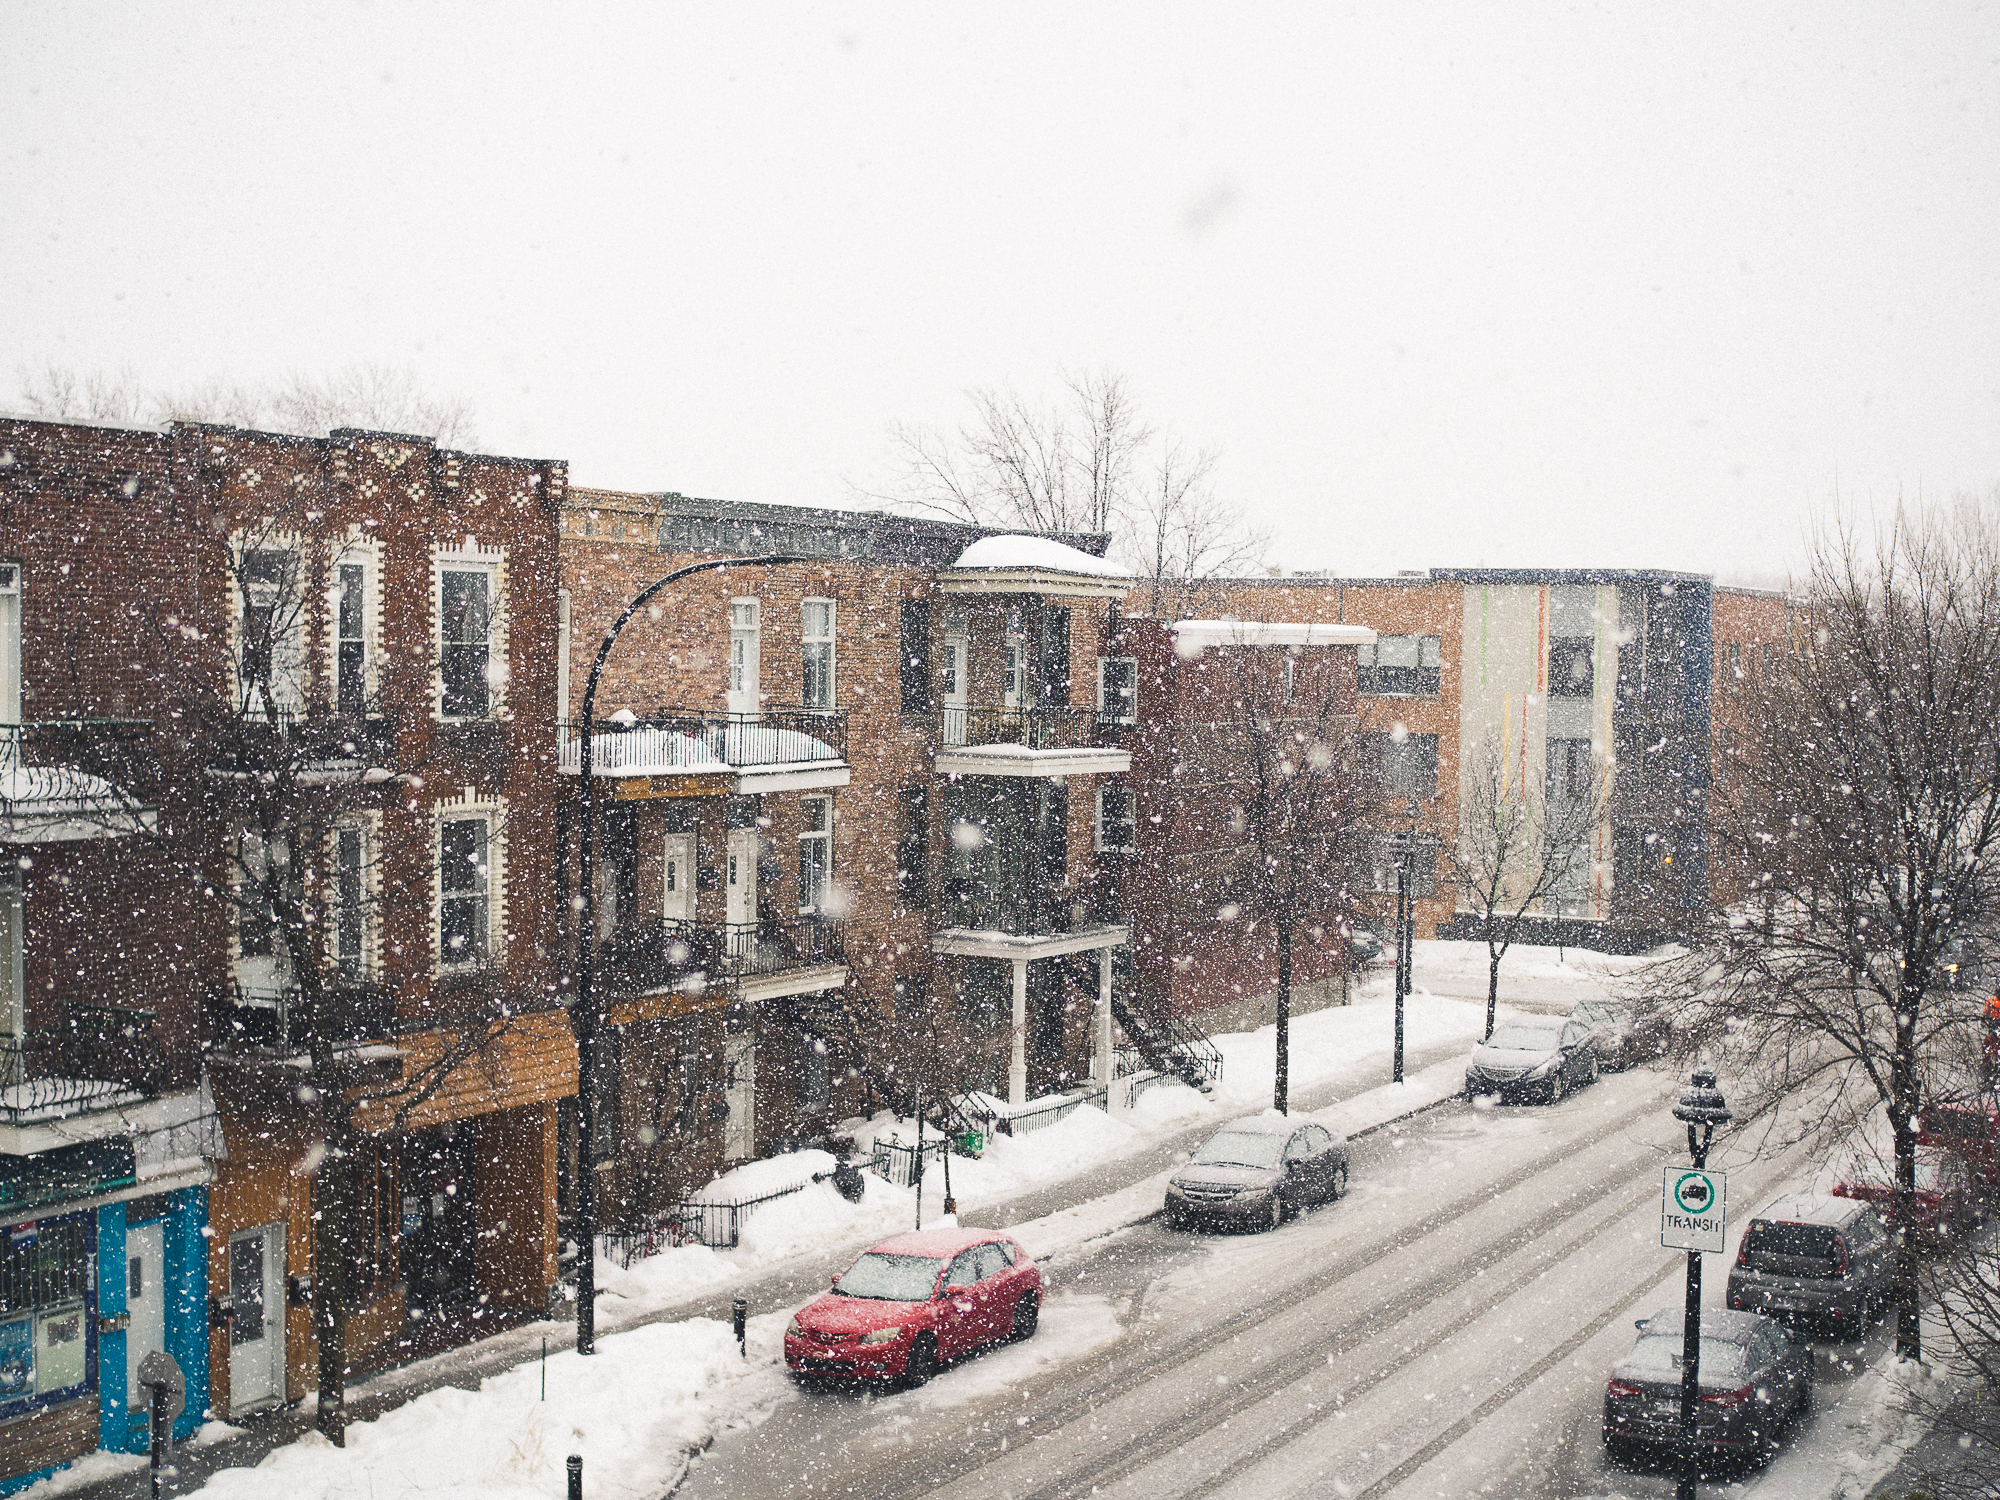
[216,978,397,1056]
[598,916,847,1000]
[559,708,849,794]
[0,721,155,842]
[935,706,1131,778]
[0,1004,165,1125]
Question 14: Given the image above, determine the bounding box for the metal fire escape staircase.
[1103,968,1222,1093]
[780,987,981,1141]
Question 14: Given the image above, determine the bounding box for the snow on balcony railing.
[557,708,847,777]
[0,722,153,832]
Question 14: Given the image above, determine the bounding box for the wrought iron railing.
[0,721,155,823]
[598,1172,836,1261]
[0,1006,163,1121]
[219,980,395,1053]
[558,708,847,777]
[598,917,846,996]
[939,705,1109,752]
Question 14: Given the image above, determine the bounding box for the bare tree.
[15,361,478,447]
[1641,504,2000,1363]
[863,370,1266,591]
[1189,642,1378,1113]
[1443,729,1611,1039]
[1900,1234,2000,1498]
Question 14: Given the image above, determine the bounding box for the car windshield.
[1624,1334,1750,1380]
[1574,1002,1624,1026]
[834,1252,943,1301]
[1484,1026,1560,1052]
[1190,1131,1284,1169]
[1741,1221,1837,1260]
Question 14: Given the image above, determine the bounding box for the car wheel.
[901,1333,937,1389]
[1010,1291,1040,1343]
[1265,1194,1286,1232]
[1163,1206,1185,1231]
[1584,1053,1599,1085]
[1549,1070,1566,1105]
[1793,1376,1813,1421]
[1330,1164,1349,1201]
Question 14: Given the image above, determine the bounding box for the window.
[335,560,368,717]
[796,1032,830,1115]
[0,1212,91,1413]
[1762,642,1778,681]
[438,814,491,968]
[897,788,928,909]
[239,547,303,718]
[1095,786,1136,854]
[728,598,761,716]
[893,973,928,1020]
[798,796,832,915]
[1003,631,1026,708]
[1726,641,1741,688]
[899,600,931,714]
[1365,733,1440,802]
[334,823,368,978]
[1284,654,1297,705]
[1040,608,1071,706]
[0,562,19,725]
[801,598,835,710]
[0,868,20,1040]
[1357,635,1441,697]
[1546,738,1593,802]
[1548,639,1593,698]
[236,828,288,963]
[439,566,494,719]
[1097,657,1137,724]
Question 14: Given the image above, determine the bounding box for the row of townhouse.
[0,409,1790,1490]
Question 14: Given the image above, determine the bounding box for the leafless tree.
[863,370,1266,592]
[1443,729,1610,1039]
[1185,641,1378,1113]
[1639,504,2000,1363]
[1898,1234,2000,1498]
[15,361,479,447]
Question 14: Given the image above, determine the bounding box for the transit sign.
[1661,1166,1727,1253]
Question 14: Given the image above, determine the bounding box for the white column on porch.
[1096,947,1116,1109]
[1009,957,1029,1106]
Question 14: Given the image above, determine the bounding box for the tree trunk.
[312,1056,350,1445]
[1485,915,1501,1040]
[1892,1002,1923,1362]
[1274,916,1292,1114]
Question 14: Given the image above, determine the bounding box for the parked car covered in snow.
[1464,1016,1599,1104]
[784,1228,1042,1386]
[1602,1307,1812,1463]
[1163,1115,1349,1231]
[1570,997,1667,1071]
[1724,1192,1890,1337]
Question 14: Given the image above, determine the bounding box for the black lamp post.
[571,553,804,1356]
[1670,1069,1732,1500]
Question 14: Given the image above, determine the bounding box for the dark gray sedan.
[1163,1116,1349,1232]
[1602,1307,1812,1465]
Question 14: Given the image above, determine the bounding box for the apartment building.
[0,416,575,1470]
[557,492,1142,1229]
[1153,569,1794,950]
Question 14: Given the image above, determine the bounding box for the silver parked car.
[1164,1116,1350,1232]
[1465,1016,1600,1103]
[1725,1192,1891,1338]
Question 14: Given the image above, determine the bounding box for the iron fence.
[0,1007,162,1122]
[560,707,847,777]
[598,917,845,996]
[219,981,395,1054]
[0,721,155,821]
[939,705,1106,751]
[869,1135,951,1188]
[597,1174,831,1263]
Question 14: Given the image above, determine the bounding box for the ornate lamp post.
[1670,1069,1732,1500]
[572,554,804,1355]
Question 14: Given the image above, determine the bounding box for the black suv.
[1725,1192,1890,1338]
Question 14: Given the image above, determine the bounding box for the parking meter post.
[732,1295,747,1359]
[567,1453,583,1500]
[148,1382,169,1500]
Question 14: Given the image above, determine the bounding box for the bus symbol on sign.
[1662,1167,1727,1253]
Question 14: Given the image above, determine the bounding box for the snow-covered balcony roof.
[0,764,155,843]
[938,534,1135,599]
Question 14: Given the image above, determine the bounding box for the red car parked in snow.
[784,1227,1043,1386]
[1832,1149,1982,1244]
[1920,1101,2000,1191]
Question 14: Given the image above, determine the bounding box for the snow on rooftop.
[1168,619,1377,653]
[949,534,1132,577]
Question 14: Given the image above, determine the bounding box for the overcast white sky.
[7,4,1998,582]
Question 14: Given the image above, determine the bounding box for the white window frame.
[0,562,20,728]
[435,795,507,973]
[0,867,22,1040]
[728,598,761,716]
[232,824,293,998]
[330,814,380,980]
[1003,632,1026,709]
[1097,656,1137,724]
[1095,785,1136,854]
[433,542,508,723]
[801,598,836,711]
[798,795,833,914]
[328,536,381,719]
[233,539,305,720]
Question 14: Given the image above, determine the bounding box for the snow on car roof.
[869,1227,1016,1258]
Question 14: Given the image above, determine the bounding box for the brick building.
[0,415,575,1473]
[557,492,1146,1229]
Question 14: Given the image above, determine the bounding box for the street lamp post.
[571,553,805,1356]
[1670,1069,1733,1500]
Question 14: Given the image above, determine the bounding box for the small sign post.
[1661,1166,1727,1253]
[136,1349,184,1499]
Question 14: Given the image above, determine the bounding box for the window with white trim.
[1097,657,1137,724]
[1357,635,1441,697]
[333,821,370,979]
[0,867,22,1040]
[1003,632,1026,708]
[1095,785,1136,854]
[334,557,370,717]
[438,813,492,968]
[801,598,835,710]
[238,546,304,719]
[438,564,496,719]
[0,562,19,726]
[729,598,761,716]
[798,796,832,914]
